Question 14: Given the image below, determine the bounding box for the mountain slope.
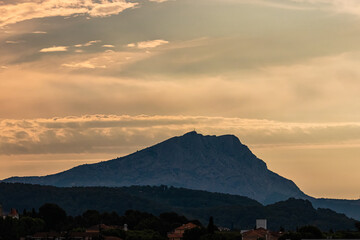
[3,131,306,204]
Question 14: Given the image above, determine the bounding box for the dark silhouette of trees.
[207,216,215,234]
[298,225,323,239]
[183,227,207,240]
[355,221,360,231]
[82,210,101,227]
[39,203,67,231]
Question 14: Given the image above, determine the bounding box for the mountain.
[3,131,306,204]
[0,183,356,231]
[3,131,360,220]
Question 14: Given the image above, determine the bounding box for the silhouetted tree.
[298,225,323,239]
[82,210,101,227]
[183,227,207,240]
[355,221,360,231]
[207,216,215,234]
[39,203,67,231]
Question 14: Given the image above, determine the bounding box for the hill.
[0,183,356,231]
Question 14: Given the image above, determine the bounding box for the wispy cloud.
[127,39,169,49]
[102,44,115,48]
[74,40,101,48]
[246,0,360,16]
[0,0,138,27]
[32,31,47,34]
[148,0,169,2]
[40,46,68,52]
[62,61,106,69]
[61,49,154,69]
[5,40,23,44]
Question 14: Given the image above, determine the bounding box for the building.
[167,222,199,240]
[8,208,19,219]
[86,224,121,233]
[242,228,281,240]
[26,231,122,240]
[26,231,98,240]
[256,219,267,230]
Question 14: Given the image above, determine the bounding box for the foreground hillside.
[0,183,356,231]
[3,131,306,204]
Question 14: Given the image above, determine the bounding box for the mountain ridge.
[3,131,306,204]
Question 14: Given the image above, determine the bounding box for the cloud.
[32,31,47,34]
[1,114,360,156]
[249,0,360,16]
[61,49,154,69]
[102,45,115,48]
[88,0,137,17]
[40,46,68,52]
[74,40,101,47]
[127,39,169,49]
[62,61,105,69]
[148,0,169,2]
[5,40,23,44]
[0,0,138,27]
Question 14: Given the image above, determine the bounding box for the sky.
[1,0,360,199]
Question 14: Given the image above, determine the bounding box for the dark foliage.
[207,216,215,234]
[39,203,67,231]
[0,183,357,231]
[183,227,208,240]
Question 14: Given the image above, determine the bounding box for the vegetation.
[0,204,191,240]
[0,183,357,231]
[279,225,360,240]
[1,202,360,240]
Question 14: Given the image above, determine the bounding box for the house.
[103,237,123,240]
[242,228,281,240]
[0,205,19,219]
[26,231,64,240]
[167,222,199,240]
[8,208,19,219]
[27,231,101,240]
[86,224,121,233]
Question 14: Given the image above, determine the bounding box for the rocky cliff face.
[3,131,306,204]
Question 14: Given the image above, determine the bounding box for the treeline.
[280,223,360,240]
[0,203,192,240]
[0,203,242,240]
[0,183,357,231]
[1,203,360,240]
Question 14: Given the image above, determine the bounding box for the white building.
[256,219,267,230]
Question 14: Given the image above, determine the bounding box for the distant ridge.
[3,131,306,204]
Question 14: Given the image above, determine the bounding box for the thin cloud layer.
[0,0,138,27]
[263,0,360,16]
[2,115,360,155]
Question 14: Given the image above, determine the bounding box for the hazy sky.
[1,0,360,199]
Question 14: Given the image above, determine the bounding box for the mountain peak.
[183,130,199,136]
